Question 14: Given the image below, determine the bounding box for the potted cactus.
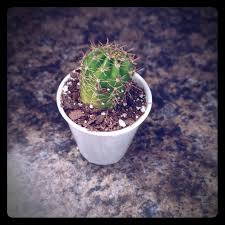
[56,42,152,165]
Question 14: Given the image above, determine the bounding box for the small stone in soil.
[63,85,68,93]
[101,112,106,116]
[125,118,135,126]
[69,109,84,120]
[141,106,146,113]
[119,119,126,128]
[121,113,127,118]
[95,115,104,125]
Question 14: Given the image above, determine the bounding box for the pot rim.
[56,72,152,137]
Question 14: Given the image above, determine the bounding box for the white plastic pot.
[56,72,152,165]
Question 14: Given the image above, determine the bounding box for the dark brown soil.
[61,68,147,131]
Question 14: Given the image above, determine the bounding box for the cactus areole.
[80,42,136,109]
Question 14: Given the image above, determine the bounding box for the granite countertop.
[7,7,217,217]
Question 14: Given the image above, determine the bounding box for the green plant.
[79,42,137,109]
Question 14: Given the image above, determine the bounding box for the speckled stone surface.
[7,7,217,217]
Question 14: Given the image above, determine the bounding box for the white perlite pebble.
[136,115,139,119]
[123,102,127,106]
[89,104,93,109]
[78,103,82,107]
[119,119,126,127]
[77,82,80,86]
[121,113,127,118]
[101,112,106,116]
[141,106,146,113]
[139,94,144,98]
[136,106,141,110]
[62,85,68,92]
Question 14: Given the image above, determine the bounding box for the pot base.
[69,124,138,165]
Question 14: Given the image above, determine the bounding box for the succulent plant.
[79,42,137,109]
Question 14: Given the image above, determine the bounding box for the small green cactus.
[79,42,136,109]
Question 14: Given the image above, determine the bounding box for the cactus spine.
[79,42,136,109]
